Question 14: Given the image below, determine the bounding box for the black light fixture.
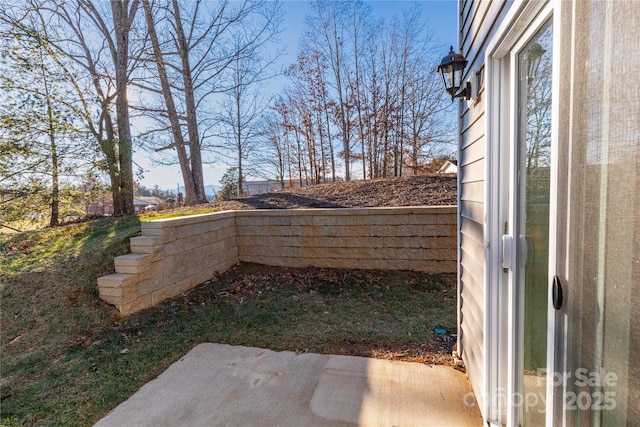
[437,46,471,101]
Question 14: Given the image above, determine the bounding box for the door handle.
[552,276,563,310]
[502,235,513,270]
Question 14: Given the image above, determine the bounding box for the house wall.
[457,1,639,424]
[98,207,457,315]
[457,0,511,417]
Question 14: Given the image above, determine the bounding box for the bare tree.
[75,0,140,214]
[299,1,448,181]
[256,112,288,189]
[306,0,360,181]
[271,96,297,188]
[34,0,144,215]
[141,0,197,203]
[1,0,143,216]
[285,49,335,184]
[134,0,282,204]
[214,27,283,196]
[395,7,451,175]
[109,0,139,213]
[168,0,208,203]
[342,1,373,180]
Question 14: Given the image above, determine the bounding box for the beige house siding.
[457,0,510,416]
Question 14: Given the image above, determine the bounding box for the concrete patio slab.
[95,343,482,427]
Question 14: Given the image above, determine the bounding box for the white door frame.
[484,1,562,425]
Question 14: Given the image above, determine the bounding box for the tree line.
[0,0,452,226]
[261,1,452,192]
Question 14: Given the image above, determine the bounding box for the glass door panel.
[515,18,553,425]
[562,2,639,425]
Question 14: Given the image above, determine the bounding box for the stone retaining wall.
[98,206,456,315]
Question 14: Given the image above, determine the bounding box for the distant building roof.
[437,160,458,174]
[134,197,165,206]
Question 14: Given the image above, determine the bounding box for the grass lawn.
[0,216,457,426]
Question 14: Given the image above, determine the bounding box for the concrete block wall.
[236,207,457,272]
[98,212,238,315]
[98,207,456,315]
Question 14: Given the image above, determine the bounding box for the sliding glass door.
[556,1,640,425]
[506,16,555,426]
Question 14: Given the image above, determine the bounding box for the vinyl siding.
[457,0,510,419]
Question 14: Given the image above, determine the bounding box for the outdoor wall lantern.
[437,46,471,101]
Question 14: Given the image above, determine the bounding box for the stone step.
[97,273,140,305]
[130,236,162,254]
[114,253,152,274]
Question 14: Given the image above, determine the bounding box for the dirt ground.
[209,174,457,210]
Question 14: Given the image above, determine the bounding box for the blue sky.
[278,0,458,61]
[136,0,458,191]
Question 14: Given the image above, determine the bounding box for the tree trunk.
[351,14,366,180]
[172,0,208,204]
[110,0,137,215]
[49,135,59,227]
[40,46,60,227]
[141,0,197,203]
[99,111,124,215]
[334,68,350,181]
[328,10,350,181]
[236,90,244,196]
[321,95,335,182]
